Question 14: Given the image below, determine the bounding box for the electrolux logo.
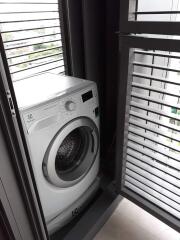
[27,113,33,120]
[25,113,35,124]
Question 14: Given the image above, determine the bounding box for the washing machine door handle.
[90,129,97,153]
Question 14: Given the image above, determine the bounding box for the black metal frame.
[58,0,72,76]
[120,0,180,35]
[0,201,15,240]
[58,0,86,78]
[115,35,180,232]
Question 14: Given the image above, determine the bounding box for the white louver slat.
[122,48,180,220]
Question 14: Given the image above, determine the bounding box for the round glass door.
[43,117,99,187]
[55,128,87,173]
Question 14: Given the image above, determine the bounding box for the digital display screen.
[82,90,93,102]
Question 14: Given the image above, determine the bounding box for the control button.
[65,101,76,111]
[94,107,99,117]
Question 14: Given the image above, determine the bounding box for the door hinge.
[6,90,16,116]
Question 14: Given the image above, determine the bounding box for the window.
[120,0,180,35]
[126,47,180,219]
[117,35,180,230]
[0,0,65,82]
[117,0,180,231]
[136,0,180,22]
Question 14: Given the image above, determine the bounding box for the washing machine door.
[43,117,99,188]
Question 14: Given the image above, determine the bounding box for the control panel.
[22,83,99,133]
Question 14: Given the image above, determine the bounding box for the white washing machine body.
[14,73,100,233]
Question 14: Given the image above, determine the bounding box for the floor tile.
[94,199,180,240]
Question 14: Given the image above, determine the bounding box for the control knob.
[65,101,76,111]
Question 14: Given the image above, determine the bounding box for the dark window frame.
[58,0,73,76]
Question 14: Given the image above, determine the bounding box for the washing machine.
[13,73,100,234]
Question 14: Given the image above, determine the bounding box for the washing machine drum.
[43,117,99,188]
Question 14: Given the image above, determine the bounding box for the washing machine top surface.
[13,73,93,110]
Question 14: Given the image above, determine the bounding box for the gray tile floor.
[94,199,180,240]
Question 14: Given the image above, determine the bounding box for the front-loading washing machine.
[13,73,100,234]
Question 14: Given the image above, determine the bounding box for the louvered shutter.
[0,0,65,82]
[120,0,180,35]
[116,36,180,231]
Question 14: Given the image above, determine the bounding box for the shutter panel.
[120,0,180,35]
[0,0,65,82]
[116,36,180,231]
